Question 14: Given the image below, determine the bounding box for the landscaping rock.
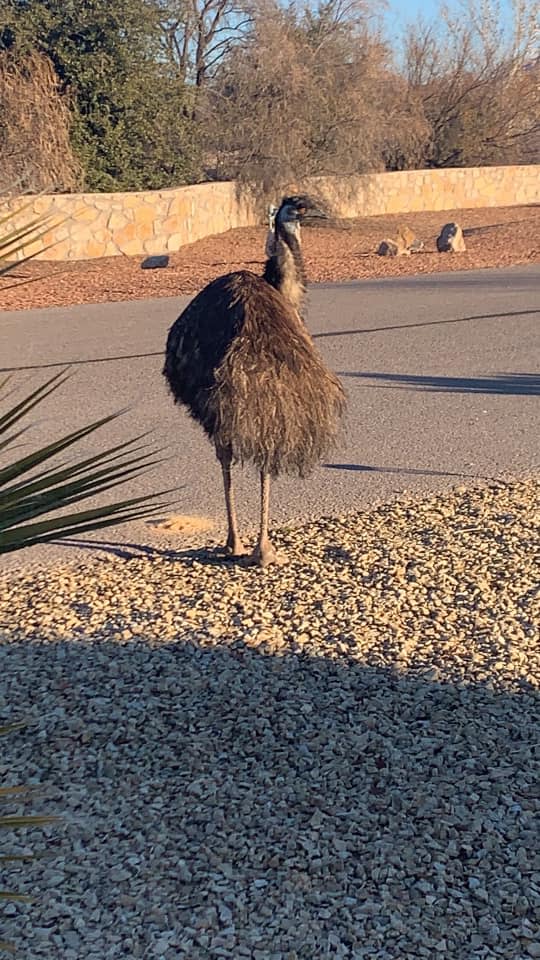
[377,238,403,256]
[141,254,169,269]
[396,225,417,250]
[437,222,467,252]
[378,227,424,257]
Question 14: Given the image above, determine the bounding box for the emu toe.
[244,540,284,568]
[225,535,246,557]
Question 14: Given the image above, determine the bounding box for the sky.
[383,0,455,36]
[383,0,517,37]
[381,0,438,45]
[386,0,441,20]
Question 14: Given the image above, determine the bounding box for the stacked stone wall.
[7,165,539,261]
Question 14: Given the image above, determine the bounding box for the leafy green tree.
[0,0,201,190]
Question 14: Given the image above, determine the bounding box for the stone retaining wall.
[314,165,539,219]
[8,181,259,262]
[7,165,539,262]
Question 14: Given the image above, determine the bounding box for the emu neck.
[263,222,307,316]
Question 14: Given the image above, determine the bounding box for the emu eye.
[297,206,306,215]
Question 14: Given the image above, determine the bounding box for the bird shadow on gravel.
[55,538,254,566]
[323,464,492,482]
[2,636,539,960]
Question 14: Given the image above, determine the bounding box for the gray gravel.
[1,477,539,959]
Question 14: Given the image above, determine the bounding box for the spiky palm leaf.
[0,194,58,279]
[0,198,176,954]
[0,371,174,553]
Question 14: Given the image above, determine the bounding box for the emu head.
[276,195,328,233]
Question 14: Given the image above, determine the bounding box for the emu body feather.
[164,271,345,478]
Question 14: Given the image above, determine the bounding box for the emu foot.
[243,541,285,568]
[224,535,246,558]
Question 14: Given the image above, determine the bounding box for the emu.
[163,195,345,567]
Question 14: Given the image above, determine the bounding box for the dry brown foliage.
[199,0,538,183]
[200,0,427,191]
[0,51,83,193]
[401,0,540,168]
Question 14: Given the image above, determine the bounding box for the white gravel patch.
[1,478,539,959]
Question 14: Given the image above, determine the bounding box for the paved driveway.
[2,265,539,565]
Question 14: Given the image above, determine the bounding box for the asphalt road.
[2,265,539,567]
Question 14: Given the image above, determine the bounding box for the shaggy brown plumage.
[163,195,346,566]
[165,271,344,475]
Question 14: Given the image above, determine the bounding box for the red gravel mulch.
[1,204,538,312]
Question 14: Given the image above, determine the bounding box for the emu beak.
[307,205,328,220]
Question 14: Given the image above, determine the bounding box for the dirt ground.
[1,204,538,312]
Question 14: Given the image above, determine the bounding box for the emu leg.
[219,454,245,556]
[250,471,279,567]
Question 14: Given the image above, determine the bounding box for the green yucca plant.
[0,199,174,953]
[0,370,174,552]
[0,197,172,550]
[1,723,60,954]
[0,195,57,279]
